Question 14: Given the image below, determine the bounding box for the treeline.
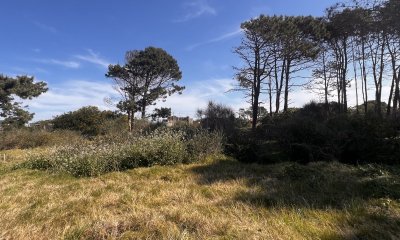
[235,0,400,129]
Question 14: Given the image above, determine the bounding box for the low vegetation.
[0,129,84,150]
[1,153,399,239]
[15,128,222,177]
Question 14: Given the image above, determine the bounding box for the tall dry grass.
[1,153,399,239]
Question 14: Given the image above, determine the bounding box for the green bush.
[18,128,223,177]
[52,106,124,137]
[185,129,223,163]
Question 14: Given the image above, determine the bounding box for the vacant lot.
[0,150,399,240]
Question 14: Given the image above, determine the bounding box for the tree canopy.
[0,75,47,128]
[151,107,171,121]
[106,47,183,131]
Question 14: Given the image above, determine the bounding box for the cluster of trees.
[235,0,400,129]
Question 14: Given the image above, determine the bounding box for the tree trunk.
[387,76,395,115]
[336,63,341,110]
[275,57,285,114]
[141,106,146,119]
[352,42,359,114]
[283,59,291,112]
[386,36,399,117]
[127,111,132,132]
[342,38,348,113]
[127,110,135,132]
[252,92,259,130]
[393,68,400,117]
[361,40,368,114]
[376,37,386,116]
[322,51,329,111]
[268,77,273,117]
[251,47,260,130]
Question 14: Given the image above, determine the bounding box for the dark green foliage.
[52,106,123,137]
[151,107,171,121]
[0,75,47,128]
[271,102,400,164]
[229,101,400,165]
[288,143,314,164]
[197,101,236,135]
[225,128,286,164]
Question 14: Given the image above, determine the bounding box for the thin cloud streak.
[33,21,58,34]
[75,49,111,68]
[174,0,217,22]
[34,59,81,69]
[187,28,243,50]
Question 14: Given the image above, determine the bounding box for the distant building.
[29,121,54,131]
[167,116,193,127]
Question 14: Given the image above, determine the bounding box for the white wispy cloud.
[26,76,392,122]
[175,0,217,22]
[186,28,243,50]
[33,21,58,34]
[151,78,245,117]
[34,59,81,69]
[75,49,111,68]
[25,80,118,121]
[25,78,241,121]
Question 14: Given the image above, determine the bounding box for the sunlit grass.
[0,152,399,239]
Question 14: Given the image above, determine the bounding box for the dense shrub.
[52,106,124,137]
[276,104,400,164]
[18,128,223,177]
[0,129,83,150]
[185,129,223,163]
[226,129,287,164]
[197,101,236,136]
[232,102,400,165]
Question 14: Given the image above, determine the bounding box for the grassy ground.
[1,150,400,240]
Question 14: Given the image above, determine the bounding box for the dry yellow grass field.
[0,150,399,240]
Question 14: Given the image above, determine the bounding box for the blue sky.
[0,0,340,121]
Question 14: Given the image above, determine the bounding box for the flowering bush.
[19,128,223,177]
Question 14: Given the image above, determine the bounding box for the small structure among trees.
[166,116,193,127]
